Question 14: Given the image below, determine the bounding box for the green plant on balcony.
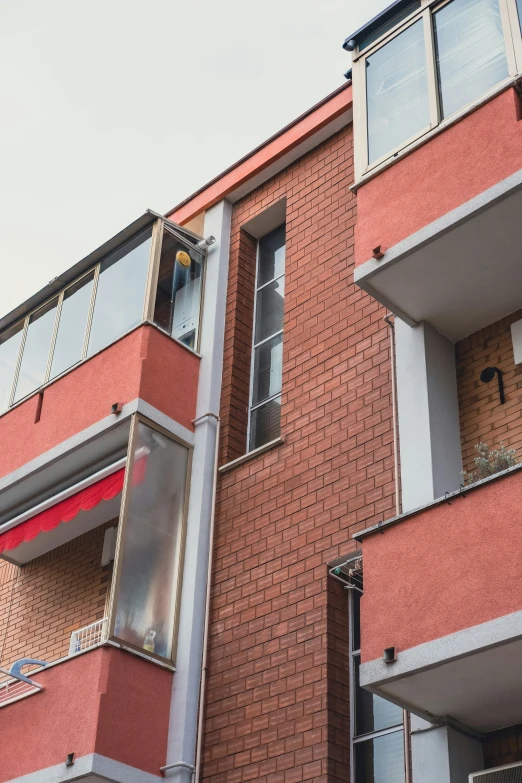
[461,442,518,486]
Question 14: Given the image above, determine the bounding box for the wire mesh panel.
[472,764,522,782]
[69,617,108,655]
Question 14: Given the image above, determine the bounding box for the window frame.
[246,223,286,453]
[349,585,408,783]
[0,217,206,416]
[352,0,522,181]
[105,412,193,667]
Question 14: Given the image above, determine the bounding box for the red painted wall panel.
[0,646,172,781]
[360,468,522,663]
[0,325,199,479]
[355,88,522,267]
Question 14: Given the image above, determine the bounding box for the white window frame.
[349,586,408,783]
[352,0,522,182]
[246,224,285,453]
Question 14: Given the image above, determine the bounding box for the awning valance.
[0,468,125,555]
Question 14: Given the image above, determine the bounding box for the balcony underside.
[355,167,522,342]
[362,629,522,733]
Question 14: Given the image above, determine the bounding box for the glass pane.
[250,397,281,450]
[0,322,24,412]
[434,0,508,119]
[518,0,522,26]
[358,2,421,51]
[252,333,283,406]
[113,421,189,661]
[366,19,429,163]
[50,272,94,380]
[255,277,284,344]
[258,225,286,286]
[355,731,405,783]
[352,588,361,652]
[13,299,58,402]
[88,228,152,356]
[355,655,403,735]
[153,228,204,350]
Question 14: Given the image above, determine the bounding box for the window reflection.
[13,299,58,403]
[434,0,508,118]
[88,229,152,357]
[50,272,94,380]
[153,228,205,350]
[0,322,24,412]
[355,731,406,783]
[113,421,189,661]
[366,19,430,163]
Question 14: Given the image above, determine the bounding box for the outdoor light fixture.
[480,366,505,404]
[196,235,216,252]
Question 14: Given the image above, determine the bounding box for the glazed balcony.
[348,0,522,343]
[354,463,522,734]
[0,211,204,479]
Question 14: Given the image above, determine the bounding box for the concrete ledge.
[4,753,163,783]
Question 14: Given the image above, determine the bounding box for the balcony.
[0,645,172,783]
[354,464,522,733]
[348,0,522,342]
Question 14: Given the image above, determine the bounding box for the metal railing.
[68,618,108,656]
[0,660,45,708]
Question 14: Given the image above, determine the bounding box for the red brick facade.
[202,125,396,783]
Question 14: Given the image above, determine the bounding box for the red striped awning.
[0,468,126,554]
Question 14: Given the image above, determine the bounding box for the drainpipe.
[193,412,220,783]
[384,314,400,516]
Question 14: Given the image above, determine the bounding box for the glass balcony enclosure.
[351,0,522,176]
[0,215,206,415]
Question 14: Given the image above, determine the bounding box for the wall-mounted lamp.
[480,366,505,404]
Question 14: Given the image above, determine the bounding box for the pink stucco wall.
[0,646,172,781]
[0,325,199,479]
[355,88,522,266]
[360,468,522,663]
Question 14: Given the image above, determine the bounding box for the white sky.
[0,0,386,318]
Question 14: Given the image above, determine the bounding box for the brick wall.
[483,724,522,768]
[202,124,396,783]
[0,520,114,677]
[457,308,522,474]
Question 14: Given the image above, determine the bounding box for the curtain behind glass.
[434,0,508,118]
[366,19,430,163]
[113,421,189,661]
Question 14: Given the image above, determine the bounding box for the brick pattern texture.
[203,125,396,783]
[0,520,114,681]
[457,308,522,474]
[483,725,522,768]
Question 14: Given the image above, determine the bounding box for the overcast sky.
[0,0,386,318]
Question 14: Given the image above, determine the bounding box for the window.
[111,419,190,662]
[434,0,508,118]
[351,587,406,783]
[0,322,24,411]
[355,0,518,174]
[153,226,205,350]
[88,228,152,356]
[13,298,58,403]
[367,20,430,164]
[49,272,95,380]
[248,224,285,451]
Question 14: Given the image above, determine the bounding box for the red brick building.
[2,2,522,782]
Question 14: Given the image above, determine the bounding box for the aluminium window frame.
[349,587,408,783]
[104,412,193,668]
[352,0,522,181]
[246,224,286,453]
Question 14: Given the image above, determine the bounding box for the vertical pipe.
[384,314,400,516]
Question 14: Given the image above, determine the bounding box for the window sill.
[219,437,284,473]
[351,77,519,193]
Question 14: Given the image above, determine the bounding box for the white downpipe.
[193,413,220,783]
[384,314,401,516]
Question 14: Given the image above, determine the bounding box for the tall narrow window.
[153,227,205,350]
[88,228,152,357]
[50,271,95,380]
[249,224,285,451]
[351,584,406,783]
[434,0,508,119]
[13,299,59,403]
[366,19,430,164]
[0,322,24,412]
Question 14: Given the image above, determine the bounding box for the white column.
[395,319,462,512]
[164,200,232,781]
[411,716,483,783]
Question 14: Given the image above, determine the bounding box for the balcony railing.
[69,618,108,656]
[0,661,44,709]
